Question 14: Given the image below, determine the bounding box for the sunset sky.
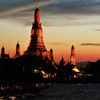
[1,0,100,63]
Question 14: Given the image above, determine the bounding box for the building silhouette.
[24,4,54,62]
[0,4,82,80]
[70,45,80,72]
[15,42,20,58]
[59,57,66,67]
[70,45,76,65]
[1,46,9,59]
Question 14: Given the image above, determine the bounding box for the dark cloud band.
[1,0,100,26]
[81,43,100,46]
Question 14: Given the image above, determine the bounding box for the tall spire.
[71,44,75,56]
[25,3,47,56]
[72,44,74,48]
[59,56,66,66]
[70,44,76,65]
[34,3,40,24]
[24,3,55,67]
[15,42,20,58]
[70,45,80,72]
[1,46,5,55]
[50,48,53,60]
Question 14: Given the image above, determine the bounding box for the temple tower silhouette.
[15,42,20,58]
[1,46,9,58]
[70,45,80,72]
[1,46,5,55]
[70,45,76,65]
[25,4,54,61]
[50,48,54,60]
[59,57,66,67]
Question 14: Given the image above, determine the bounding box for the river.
[1,83,100,100]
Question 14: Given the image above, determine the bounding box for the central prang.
[25,4,54,62]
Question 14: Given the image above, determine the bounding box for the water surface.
[1,83,100,100]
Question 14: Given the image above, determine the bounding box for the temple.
[70,45,80,72]
[15,42,20,58]
[24,4,54,62]
[70,45,76,65]
[1,46,9,59]
[59,57,66,67]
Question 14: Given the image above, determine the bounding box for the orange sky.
[1,1,100,63]
[1,21,100,63]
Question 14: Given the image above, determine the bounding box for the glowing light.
[74,75,77,78]
[34,69,37,72]
[41,71,45,75]
[41,71,49,78]
[32,69,39,73]
[72,66,80,72]
[9,96,16,100]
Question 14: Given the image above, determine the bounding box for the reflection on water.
[1,84,100,100]
[0,98,5,100]
[9,96,16,100]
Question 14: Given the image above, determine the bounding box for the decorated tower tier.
[25,4,54,61]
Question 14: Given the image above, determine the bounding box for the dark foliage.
[0,55,57,83]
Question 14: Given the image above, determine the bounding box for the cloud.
[1,0,100,18]
[1,0,100,26]
[41,0,100,15]
[0,0,54,18]
[81,43,100,46]
[95,29,100,31]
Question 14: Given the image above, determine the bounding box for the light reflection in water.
[22,96,25,98]
[40,83,45,86]
[1,84,100,100]
[0,98,5,100]
[78,83,82,86]
[9,96,16,100]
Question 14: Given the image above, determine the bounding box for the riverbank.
[0,83,49,97]
[1,77,100,97]
[1,83,100,100]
